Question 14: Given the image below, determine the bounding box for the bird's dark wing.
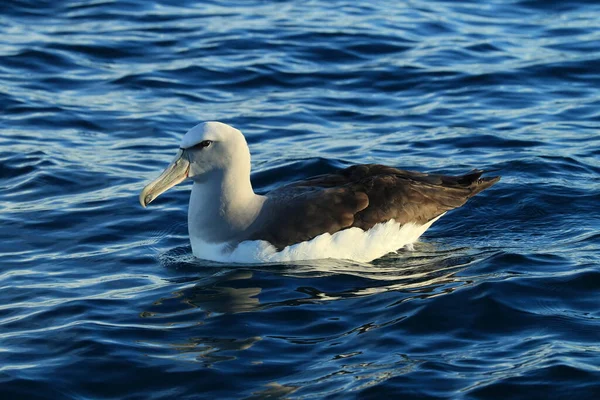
[250,164,500,250]
[248,185,369,249]
[342,165,500,229]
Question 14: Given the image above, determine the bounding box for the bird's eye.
[195,140,212,149]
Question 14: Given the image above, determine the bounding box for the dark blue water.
[2,0,600,398]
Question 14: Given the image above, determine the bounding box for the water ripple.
[2,0,600,398]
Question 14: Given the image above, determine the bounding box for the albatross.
[140,121,499,263]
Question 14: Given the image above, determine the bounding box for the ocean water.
[1,0,600,398]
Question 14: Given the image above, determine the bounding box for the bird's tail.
[457,169,501,198]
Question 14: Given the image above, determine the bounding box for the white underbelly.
[189,214,445,264]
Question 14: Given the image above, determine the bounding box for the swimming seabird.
[140,121,499,262]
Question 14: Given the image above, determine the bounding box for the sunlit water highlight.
[1,0,600,399]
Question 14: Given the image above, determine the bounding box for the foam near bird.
[140,122,499,263]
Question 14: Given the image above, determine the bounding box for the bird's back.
[251,164,500,250]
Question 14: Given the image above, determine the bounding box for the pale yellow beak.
[139,149,190,207]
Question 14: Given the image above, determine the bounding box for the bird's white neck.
[188,168,265,245]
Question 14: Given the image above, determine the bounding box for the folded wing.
[250,164,500,250]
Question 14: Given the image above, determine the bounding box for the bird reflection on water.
[138,243,493,368]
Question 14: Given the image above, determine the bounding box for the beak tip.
[139,192,150,208]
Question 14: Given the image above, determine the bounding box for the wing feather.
[249,164,499,250]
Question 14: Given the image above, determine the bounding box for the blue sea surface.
[1,0,600,398]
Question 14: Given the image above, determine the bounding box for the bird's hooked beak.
[139,149,190,207]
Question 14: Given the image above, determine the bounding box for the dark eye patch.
[194,140,213,149]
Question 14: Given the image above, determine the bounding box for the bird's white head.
[139,121,251,207]
[180,121,250,180]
